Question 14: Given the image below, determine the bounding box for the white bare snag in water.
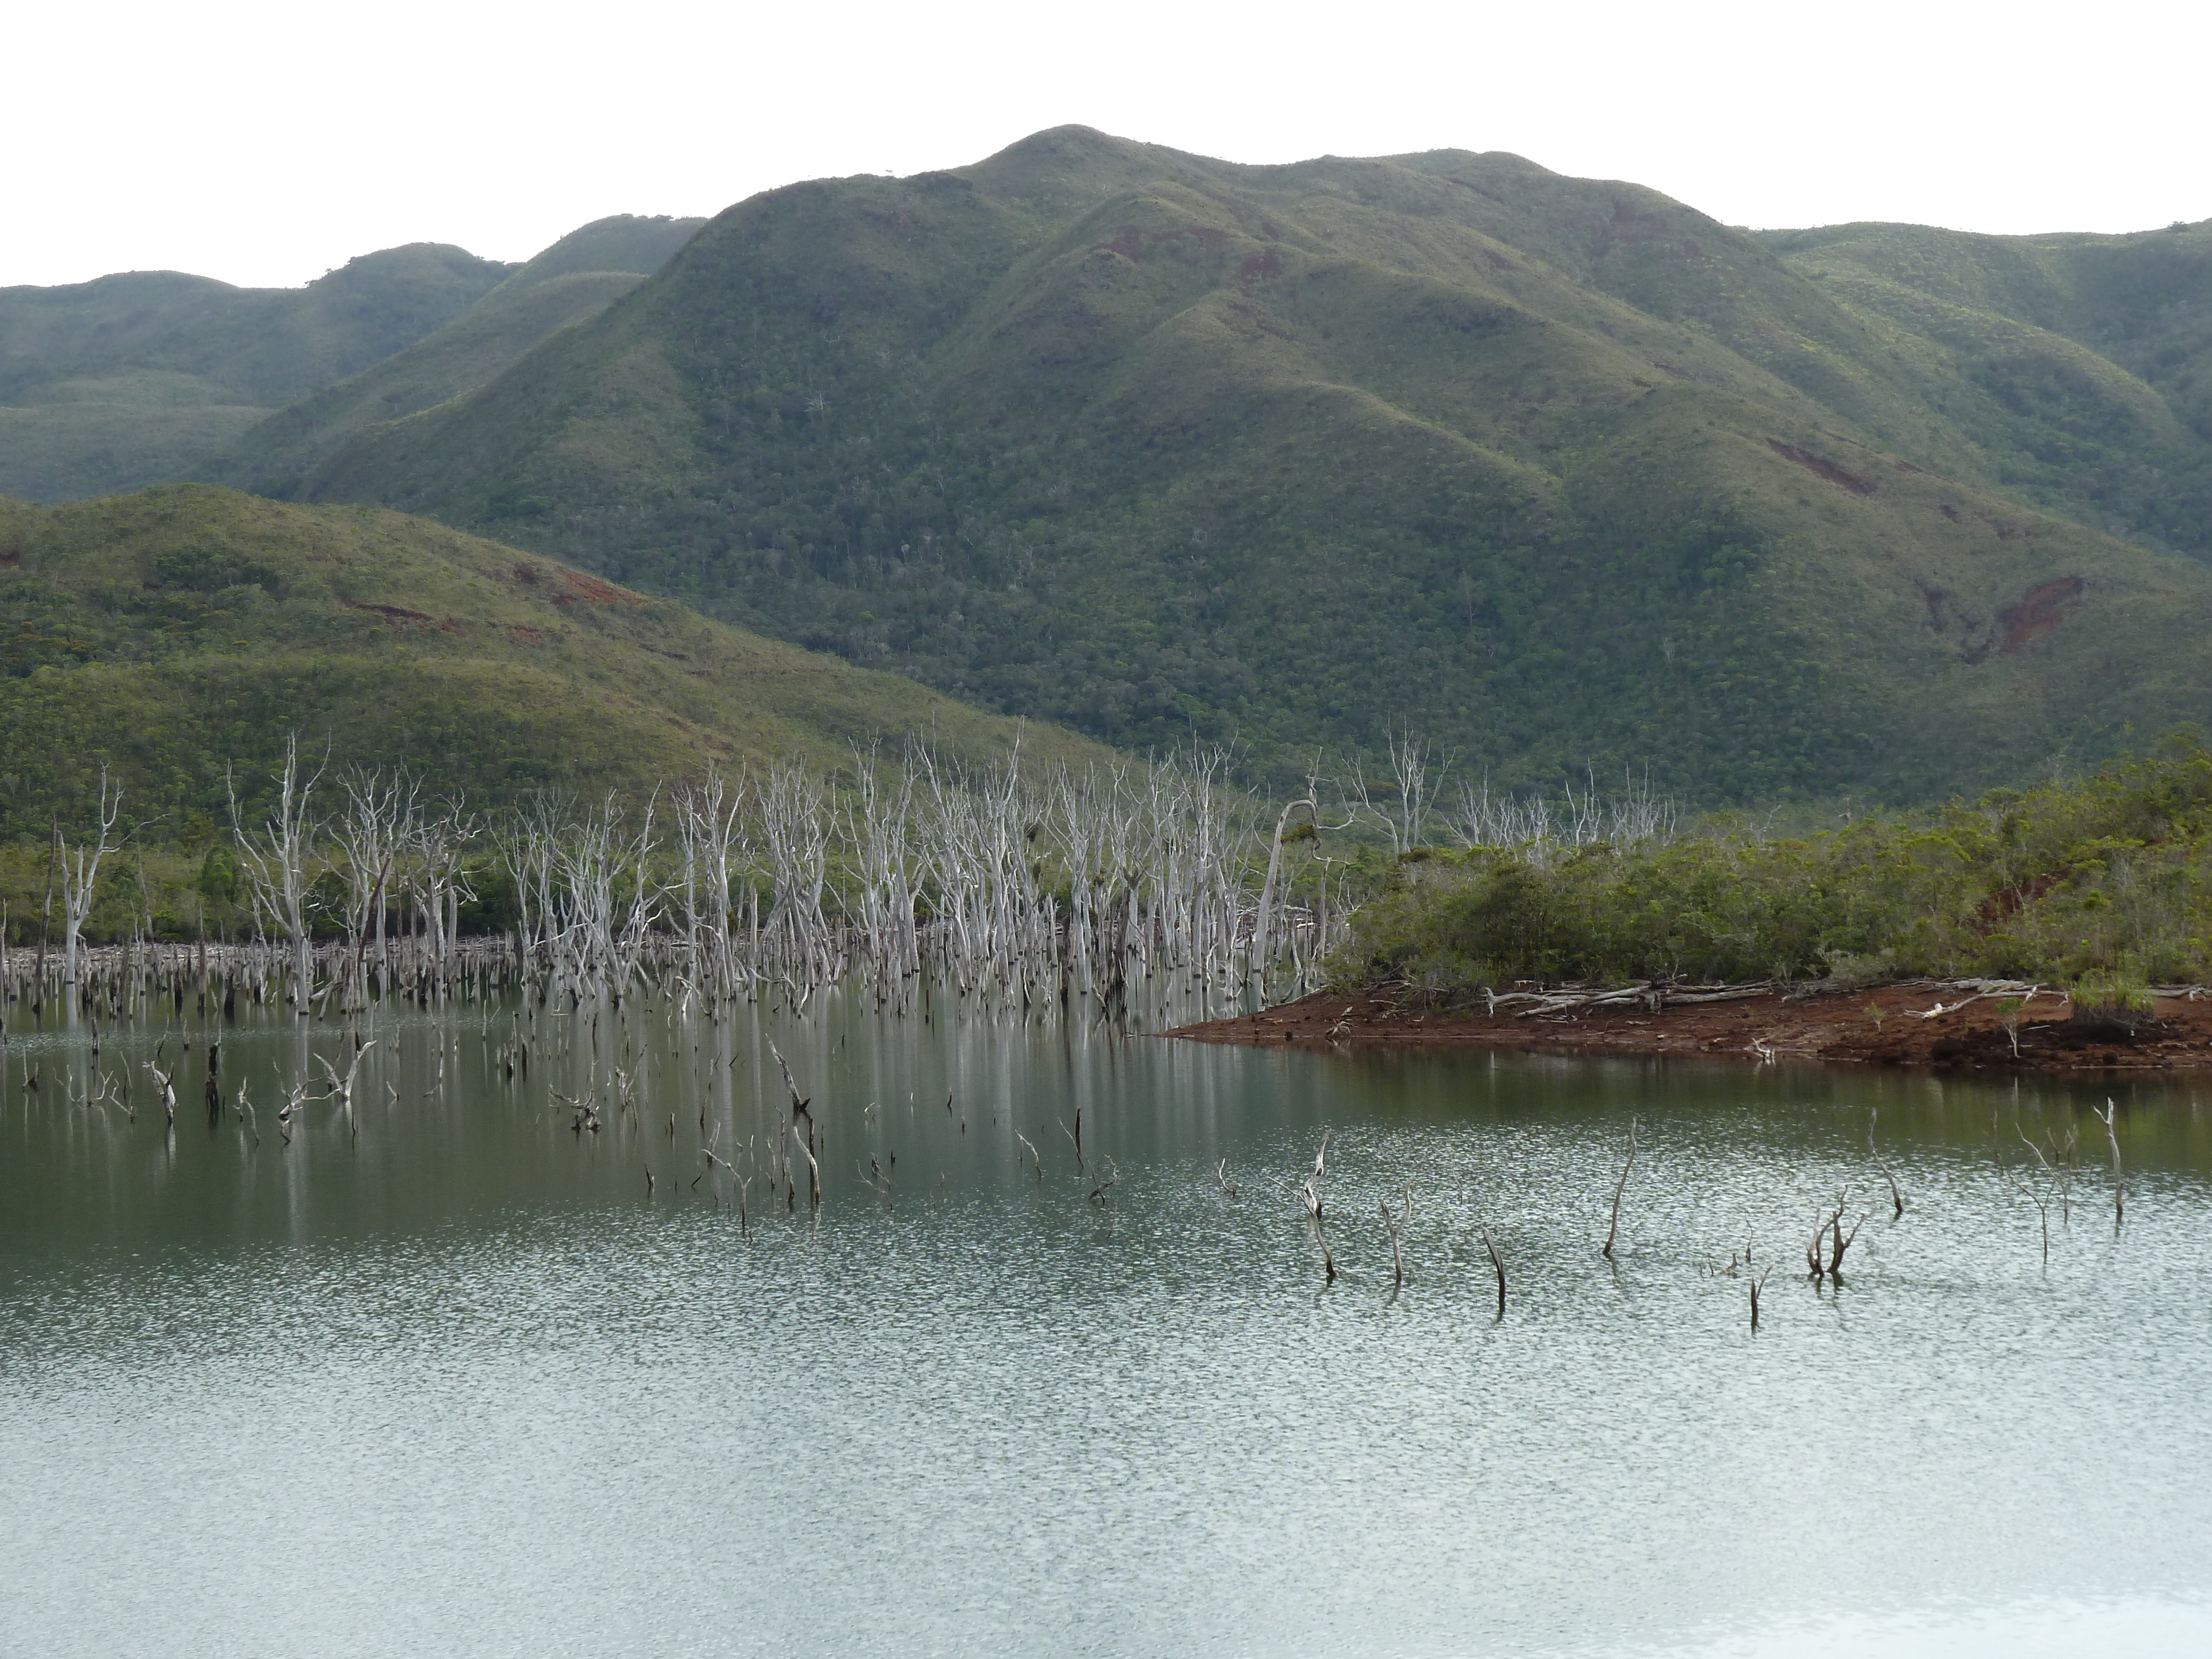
[143,1060,177,1127]
[315,1040,377,1139]
[1869,1107,1906,1219]
[58,766,124,988]
[1480,1222,1506,1317]
[2096,1098,2125,1229]
[1299,1130,1335,1282]
[1602,1119,1638,1260]
[1379,1185,1410,1288]
[229,734,325,1011]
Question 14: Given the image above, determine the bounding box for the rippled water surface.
[5,991,2211,1657]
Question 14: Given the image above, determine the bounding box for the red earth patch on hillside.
[1998,577,2084,653]
[1236,248,1285,284]
[1767,439,1875,495]
[342,599,435,627]
[551,570,646,606]
[1093,225,1233,262]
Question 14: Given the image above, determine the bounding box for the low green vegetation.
[0,484,1110,851]
[1340,735,2212,998]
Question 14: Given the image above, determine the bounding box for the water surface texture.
[5,993,2211,1657]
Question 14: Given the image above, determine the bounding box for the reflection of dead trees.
[1749,1265,1773,1331]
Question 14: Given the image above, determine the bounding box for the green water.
[4,991,2210,1656]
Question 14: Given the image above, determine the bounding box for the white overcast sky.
[7,0,2206,289]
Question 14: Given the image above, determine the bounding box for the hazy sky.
[10,0,2207,289]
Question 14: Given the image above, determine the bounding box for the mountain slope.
[301,128,2212,802]
[482,213,706,298]
[1759,219,2212,551]
[0,244,513,502]
[0,216,707,505]
[216,215,709,495]
[217,272,649,494]
[0,484,1106,839]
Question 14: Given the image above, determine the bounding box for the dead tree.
[229,734,325,1010]
[58,766,124,988]
[315,1039,377,1138]
[144,1060,178,1127]
[1480,1222,1506,1317]
[1601,1118,1639,1260]
[2006,1165,2054,1269]
[2096,1098,2125,1229]
[1869,1107,1906,1219]
[1825,1193,1866,1280]
[1379,1186,1409,1287]
[1300,1129,1335,1282]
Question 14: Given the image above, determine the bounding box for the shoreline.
[1165,982,2212,1073]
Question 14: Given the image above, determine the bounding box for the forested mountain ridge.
[0,484,1102,840]
[0,216,705,504]
[1756,219,2212,552]
[290,127,2212,803]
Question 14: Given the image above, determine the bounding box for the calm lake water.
[4,989,2211,1657]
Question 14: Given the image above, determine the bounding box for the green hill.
[1757,220,2212,552]
[0,216,705,505]
[216,272,650,495]
[482,213,706,296]
[0,484,1107,841]
[293,127,2212,803]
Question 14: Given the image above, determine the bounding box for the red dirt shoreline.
[1165,983,2212,1072]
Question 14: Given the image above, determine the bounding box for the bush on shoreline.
[1337,737,2212,998]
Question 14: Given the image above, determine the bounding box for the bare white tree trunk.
[58,765,123,987]
[229,734,324,1012]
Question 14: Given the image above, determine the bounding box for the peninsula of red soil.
[1167,984,2212,1072]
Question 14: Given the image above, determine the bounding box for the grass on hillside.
[0,485,1112,843]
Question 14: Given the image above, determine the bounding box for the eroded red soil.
[1168,983,2212,1072]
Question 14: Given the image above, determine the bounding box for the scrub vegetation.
[1342,734,2212,1000]
[0,484,1108,850]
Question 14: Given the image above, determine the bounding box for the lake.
[4,988,2210,1657]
